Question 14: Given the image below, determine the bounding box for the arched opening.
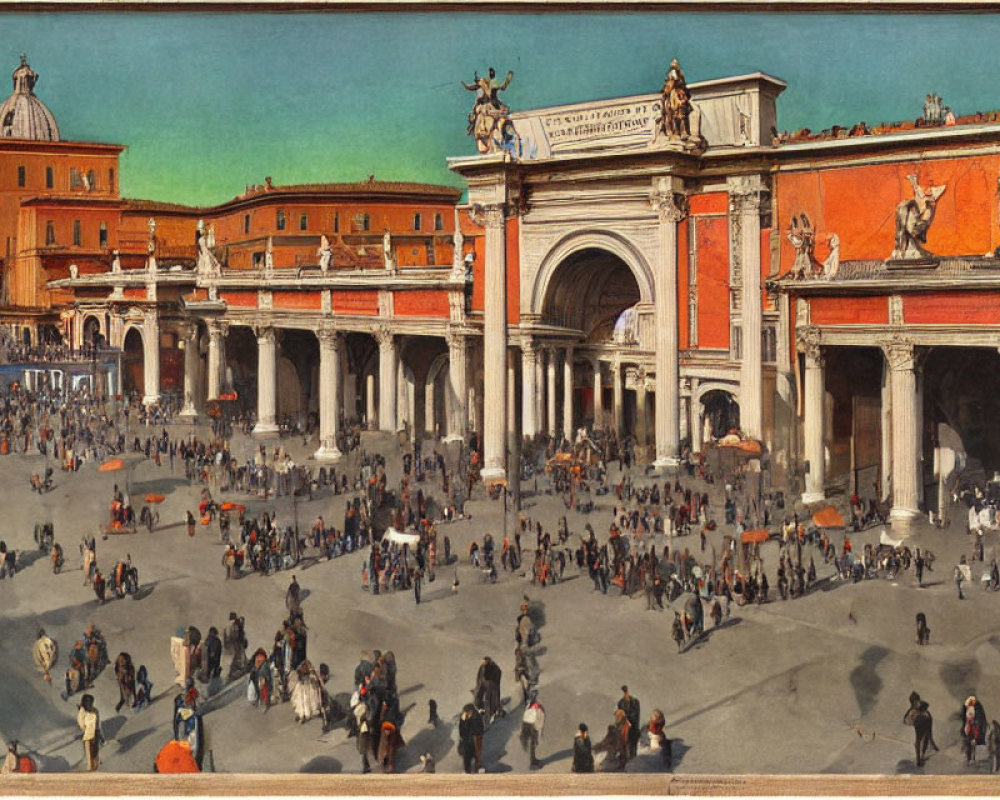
[82,316,102,349]
[425,352,450,440]
[122,327,144,397]
[400,335,448,440]
[701,389,741,441]
[38,324,62,346]
[541,248,642,340]
[344,333,378,427]
[276,329,317,432]
[823,347,884,496]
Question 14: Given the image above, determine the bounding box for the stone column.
[800,336,825,504]
[480,203,507,483]
[547,348,557,439]
[507,349,517,439]
[141,310,160,406]
[650,178,684,466]
[535,348,546,435]
[884,339,921,524]
[690,378,702,453]
[376,328,397,432]
[563,347,574,442]
[446,333,468,442]
[253,326,280,437]
[730,175,765,440]
[612,359,624,436]
[635,373,648,447]
[207,321,225,400]
[880,359,892,501]
[314,327,343,462]
[365,373,376,429]
[179,323,199,418]
[521,340,538,438]
[592,360,604,429]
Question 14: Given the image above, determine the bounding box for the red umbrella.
[741,529,770,544]
[813,507,845,528]
[154,740,200,773]
[145,493,165,504]
[98,458,124,473]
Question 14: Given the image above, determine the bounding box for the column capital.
[180,321,199,342]
[254,325,279,346]
[521,338,538,361]
[796,326,824,366]
[880,335,917,372]
[445,329,467,351]
[650,178,688,223]
[374,326,395,350]
[207,319,228,338]
[727,174,767,213]
[317,325,343,350]
[468,202,506,229]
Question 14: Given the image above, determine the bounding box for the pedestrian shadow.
[417,587,455,605]
[394,722,455,772]
[399,683,425,696]
[940,658,981,703]
[102,714,129,742]
[682,618,742,653]
[131,477,188,494]
[299,755,342,773]
[537,747,572,767]
[850,645,889,717]
[17,549,46,570]
[299,588,311,603]
[132,584,155,602]
[895,757,926,774]
[115,726,157,754]
[479,704,521,771]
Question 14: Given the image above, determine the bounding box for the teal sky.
[5,12,1000,206]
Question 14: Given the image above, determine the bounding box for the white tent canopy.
[383,527,420,547]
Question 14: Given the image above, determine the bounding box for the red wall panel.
[331,290,378,316]
[903,291,1000,325]
[394,290,451,318]
[696,215,730,350]
[810,295,889,325]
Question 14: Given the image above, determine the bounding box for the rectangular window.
[333,213,339,234]
[276,209,286,231]
[425,242,434,263]
[413,213,422,231]
[70,168,82,190]
[73,220,82,246]
[434,213,444,231]
[253,251,265,269]
[362,213,370,232]
[99,222,108,249]
[45,221,55,246]
[731,326,743,361]
[87,170,95,191]
[108,168,115,192]
[45,166,53,189]
[244,214,250,235]
[17,166,25,187]
[299,213,308,231]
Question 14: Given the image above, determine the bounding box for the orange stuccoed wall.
[777,153,1000,268]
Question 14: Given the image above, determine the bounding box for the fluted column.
[507,349,517,439]
[547,347,557,439]
[521,340,538,438]
[445,332,468,442]
[690,378,702,453]
[730,175,765,440]
[635,374,648,448]
[207,321,225,400]
[314,327,343,462]
[376,328,397,432]
[800,335,825,504]
[535,348,546,434]
[563,347,574,441]
[651,178,684,466]
[141,310,160,406]
[880,359,892,501]
[479,203,507,483]
[179,323,199,418]
[612,359,624,436]
[885,339,921,524]
[253,326,280,437]
[592,360,604,429]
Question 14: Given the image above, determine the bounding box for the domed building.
[0,55,59,141]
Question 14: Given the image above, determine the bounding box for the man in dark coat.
[572,723,594,772]
[475,656,503,723]
[200,627,222,682]
[616,685,641,759]
[458,703,485,773]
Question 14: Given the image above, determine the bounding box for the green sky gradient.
[5,12,999,206]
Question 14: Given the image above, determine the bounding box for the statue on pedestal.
[889,175,946,261]
[787,214,819,279]
[462,67,516,155]
[382,230,396,271]
[317,234,333,272]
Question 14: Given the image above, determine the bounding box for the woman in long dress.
[291,660,323,723]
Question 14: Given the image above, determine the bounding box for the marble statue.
[318,234,333,272]
[822,234,840,279]
[382,231,396,271]
[787,214,819,278]
[147,217,156,254]
[68,263,78,280]
[111,251,121,273]
[264,236,275,274]
[889,175,946,261]
[660,59,691,140]
[462,67,515,154]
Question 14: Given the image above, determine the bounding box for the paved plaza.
[1,423,999,776]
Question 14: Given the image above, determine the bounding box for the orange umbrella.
[145,493,165,504]
[812,506,845,528]
[154,740,200,773]
[98,458,124,472]
[220,502,237,512]
[741,529,770,544]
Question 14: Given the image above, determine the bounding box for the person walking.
[32,628,57,683]
[458,703,485,773]
[520,693,545,769]
[572,723,594,772]
[617,685,641,759]
[955,556,970,600]
[77,694,101,771]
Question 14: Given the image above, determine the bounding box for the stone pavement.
[1,422,999,776]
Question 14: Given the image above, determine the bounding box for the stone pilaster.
[799,330,825,504]
[592,360,604,429]
[563,347,574,441]
[521,339,538,438]
[207,321,226,401]
[547,347,558,439]
[314,326,343,462]
[612,357,624,437]
[729,175,765,440]
[179,323,199,418]
[650,177,685,466]
[476,202,507,483]
[445,332,468,442]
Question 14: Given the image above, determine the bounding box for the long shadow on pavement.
[299,755,343,773]
[394,721,455,772]
[850,645,889,717]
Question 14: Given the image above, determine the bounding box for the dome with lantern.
[0,55,59,142]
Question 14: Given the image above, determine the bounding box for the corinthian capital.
[317,325,342,350]
[880,335,916,372]
[468,203,506,229]
[728,174,766,213]
[375,326,395,350]
[795,326,823,365]
[254,325,278,346]
[650,189,688,223]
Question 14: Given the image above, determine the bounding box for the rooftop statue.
[462,67,516,155]
[889,174,946,261]
[317,235,333,272]
[787,214,819,279]
[651,59,704,150]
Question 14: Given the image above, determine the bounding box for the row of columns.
[800,336,922,526]
[521,343,574,440]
